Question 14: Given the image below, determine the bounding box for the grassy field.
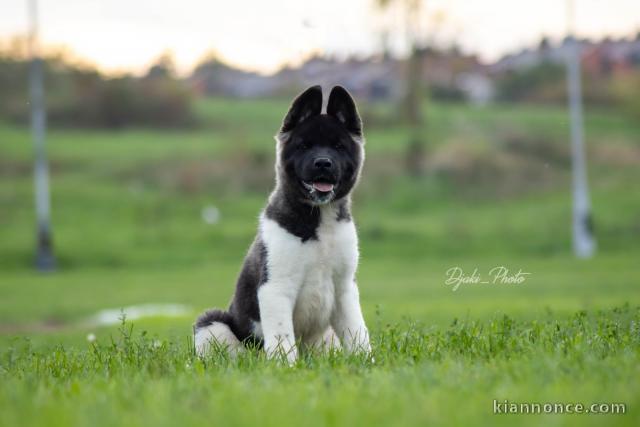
[1,98,639,426]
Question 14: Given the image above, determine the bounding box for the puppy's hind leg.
[321,327,342,350]
[303,327,342,354]
[194,309,243,357]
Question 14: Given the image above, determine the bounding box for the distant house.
[491,34,640,77]
[456,72,494,105]
[582,36,640,77]
[189,50,494,104]
[189,34,640,104]
[293,56,402,100]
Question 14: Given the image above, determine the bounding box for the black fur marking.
[259,239,269,283]
[327,85,362,136]
[227,237,268,344]
[194,237,268,347]
[265,189,320,242]
[280,86,323,133]
[335,199,352,222]
[278,115,362,205]
[194,309,234,330]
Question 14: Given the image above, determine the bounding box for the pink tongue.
[313,182,334,192]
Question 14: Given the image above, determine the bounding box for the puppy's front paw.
[266,342,298,365]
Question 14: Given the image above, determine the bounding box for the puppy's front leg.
[331,282,371,354]
[258,283,298,364]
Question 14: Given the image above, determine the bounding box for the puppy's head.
[276,85,364,205]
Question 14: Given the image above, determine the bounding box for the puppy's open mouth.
[310,182,334,193]
[302,181,336,198]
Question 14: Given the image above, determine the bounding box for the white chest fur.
[259,205,359,342]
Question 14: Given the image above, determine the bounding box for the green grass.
[1,97,639,426]
[1,307,638,427]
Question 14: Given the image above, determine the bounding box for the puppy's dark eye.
[298,141,310,150]
[333,143,343,150]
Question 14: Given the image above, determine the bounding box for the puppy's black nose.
[314,157,333,170]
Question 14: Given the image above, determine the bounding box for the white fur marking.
[252,320,263,339]
[195,322,242,357]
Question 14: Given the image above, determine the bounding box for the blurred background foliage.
[0,28,639,339]
[2,33,640,129]
[0,46,194,128]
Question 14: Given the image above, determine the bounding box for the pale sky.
[1,0,639,75]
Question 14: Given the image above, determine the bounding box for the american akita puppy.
[194,85,370,363]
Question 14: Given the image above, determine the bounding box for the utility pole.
[404,0,426,176]
[28,0,55,271]
[566,0,595,258]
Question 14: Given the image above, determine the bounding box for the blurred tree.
[377,0,427,176]
[539,36,552,51]
[0,48,195,128]
[612,71,640,121]
[496,62,566,103]
[191,51,233,95]
[146,51,176,80]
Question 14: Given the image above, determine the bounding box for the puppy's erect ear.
[327,85,362,136]
[280,85,323,133]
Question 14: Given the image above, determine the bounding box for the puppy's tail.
[193,309,242,356]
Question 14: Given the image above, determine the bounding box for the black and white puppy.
[194,85,369,363]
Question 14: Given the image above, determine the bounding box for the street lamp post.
[28,0,55,271]
[566,0,595,258]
